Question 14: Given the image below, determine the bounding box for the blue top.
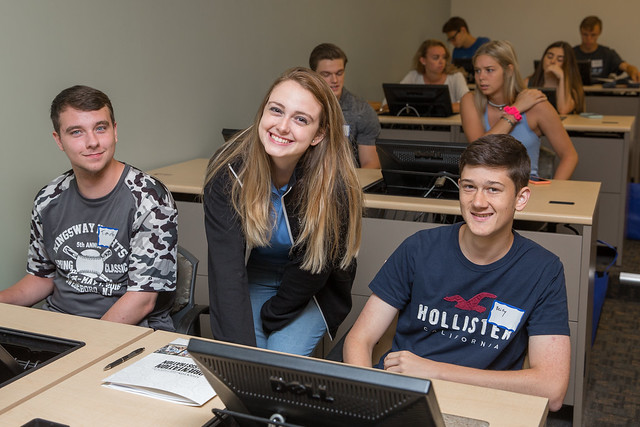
[483,109,540,176]
[248,181,293,266]
[452,37,490,59]
[370,223,569,370]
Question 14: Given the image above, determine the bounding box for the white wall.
[450,0,640,78]
[0,0,449,288]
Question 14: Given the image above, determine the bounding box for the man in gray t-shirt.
[0,85,178,330]
[309,43,381,169]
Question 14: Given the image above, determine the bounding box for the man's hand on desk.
[622,63,640,82]
[383,350,444,378]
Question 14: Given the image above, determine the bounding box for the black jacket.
[203,162,356,347]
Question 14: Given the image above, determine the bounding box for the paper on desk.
[102,338,216,406]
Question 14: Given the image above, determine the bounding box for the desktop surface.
[0,303,152,412]
[147,160,600,226]
[0,268,550,427]
[363,178,459,200]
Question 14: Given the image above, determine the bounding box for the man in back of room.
[573,15,639,82]
[442,17,490,60]
[309,43,381,168]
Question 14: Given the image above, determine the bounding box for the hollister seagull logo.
[444,292,497,313]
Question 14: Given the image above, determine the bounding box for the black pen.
[103,347,145,371]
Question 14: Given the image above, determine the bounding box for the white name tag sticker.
[488,301,525,332]
[343,124,350,137]
[98,226,118,248]
[591,59,603,69]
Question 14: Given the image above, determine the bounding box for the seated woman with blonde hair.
[400,39,469,113]
[460,40,578,179]
[525,41,585,115]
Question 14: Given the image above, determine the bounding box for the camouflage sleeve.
[127,180,178,292]
[26,205,56,278]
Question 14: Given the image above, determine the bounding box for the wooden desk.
[0,331,223,426]
[1,330,548,427]
[0,304,152,414]
[557,115,635,265]
[359,168,599,225]
[432,379,547,427]
[148,159,598,427]
[583,84,640,181]
[378,114,466,143]
[377,113,635,264]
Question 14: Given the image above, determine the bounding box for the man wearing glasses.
[442,17,490,60]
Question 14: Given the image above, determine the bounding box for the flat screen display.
[187,338,445,427]
[383,84,453,118]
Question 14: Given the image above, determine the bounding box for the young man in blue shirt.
[442,17,490,60]
[344,134,570,411]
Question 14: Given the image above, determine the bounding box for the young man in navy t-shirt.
[573,15,639,82]
[344,134,570,412]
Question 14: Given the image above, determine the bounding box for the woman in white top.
[400,39,469,113]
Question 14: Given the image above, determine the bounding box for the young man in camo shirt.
[0,85,178,330]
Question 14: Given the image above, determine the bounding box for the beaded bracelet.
[500,116,516,127]
[503,106,522,122]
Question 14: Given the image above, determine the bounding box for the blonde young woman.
[460,40,578,179]
[400,39,469,113]
[526,41,585,114]
[203,67,362,356]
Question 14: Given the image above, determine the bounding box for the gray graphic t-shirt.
[27,164,178,330]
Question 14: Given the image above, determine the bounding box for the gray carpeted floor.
[547,239,640,426]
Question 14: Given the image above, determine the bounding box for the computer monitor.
[531,87,557,111]
[187,338,445,427]
[382,84,453,118]
[369,138,467,199]
[452,58,474,84]
[577,60,592,86]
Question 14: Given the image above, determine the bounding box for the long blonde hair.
[204,67,362,273]
[472,40,525,112]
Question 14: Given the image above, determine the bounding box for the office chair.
[538,145,557,179]
[171,246,209,336]
[221,128,242,142]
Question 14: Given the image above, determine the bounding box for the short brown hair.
[442,16,468,33]
[580,15,602,31]
[309,43,348,71]
[50,85,114,134]
[460,134,531,192]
